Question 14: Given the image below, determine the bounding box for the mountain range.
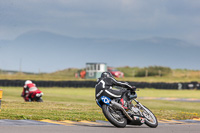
[0,31,199,72]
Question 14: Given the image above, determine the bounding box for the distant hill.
[0,30,199,72]
[0,69,37,75]
[49,68,79,77]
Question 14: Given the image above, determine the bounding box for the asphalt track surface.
[1,119,200,133]
[1,124,200,133]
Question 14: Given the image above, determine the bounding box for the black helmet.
[101,72,113,78]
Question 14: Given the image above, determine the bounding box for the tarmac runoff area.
[1,119,200,133]
[0,121,200,133]
[0,118,200,126]
[138,97,200,102]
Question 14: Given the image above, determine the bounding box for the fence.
[0,80,199,90]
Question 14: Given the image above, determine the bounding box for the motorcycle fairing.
[96,96,111,107]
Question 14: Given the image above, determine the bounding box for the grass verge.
[0,87,200,121]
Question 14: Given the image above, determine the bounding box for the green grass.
[0,74,200,82]
[137,88,200,99]
[1,66,200,82]
[120,76,200,82]
[0,87,200,121]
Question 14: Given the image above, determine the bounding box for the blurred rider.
[95,72,135,109]
[21,80,40,102]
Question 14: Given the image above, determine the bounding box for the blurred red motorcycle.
[21,80,44,102]
[29,90,43,102]
[22,89,43,102]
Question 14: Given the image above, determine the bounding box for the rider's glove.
[131,86,136,92]
[132,86,136,89]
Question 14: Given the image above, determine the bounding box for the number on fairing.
[101,96,111,105]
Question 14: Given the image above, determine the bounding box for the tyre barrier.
[0,80,199,90]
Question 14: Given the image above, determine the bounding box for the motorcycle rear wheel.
[102,104,127,128]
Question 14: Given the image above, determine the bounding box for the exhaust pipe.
[110,101,133,121]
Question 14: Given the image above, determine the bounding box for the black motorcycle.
[96,88,158,128]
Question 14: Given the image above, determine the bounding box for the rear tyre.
[102,104,127,128]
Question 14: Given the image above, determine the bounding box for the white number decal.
[101,96,110,104]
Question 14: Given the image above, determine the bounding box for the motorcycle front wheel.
[37,98,43,102]
[102,104,127,128]
[35,97,43,102]
[141,106,158,128]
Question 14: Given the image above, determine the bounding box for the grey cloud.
[0,0,200,45]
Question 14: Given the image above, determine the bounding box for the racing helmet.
[101,72,113,78]
[25,80,32,85]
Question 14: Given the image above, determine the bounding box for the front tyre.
[36,97,43,102]
[141,106,158,128]
[37,98,43,102]
[102,104,127,128]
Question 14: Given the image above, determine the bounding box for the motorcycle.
[96,88,158,128]
[29,90,43,102]
[22,90,43,102]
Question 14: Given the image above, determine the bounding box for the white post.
[145,69,148,77]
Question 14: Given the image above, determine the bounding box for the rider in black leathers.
[95,72,135,109]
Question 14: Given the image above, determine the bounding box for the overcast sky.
[0,0,200,72]
[0,0,200,45]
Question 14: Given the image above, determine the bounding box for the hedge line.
[0,80,199,90]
